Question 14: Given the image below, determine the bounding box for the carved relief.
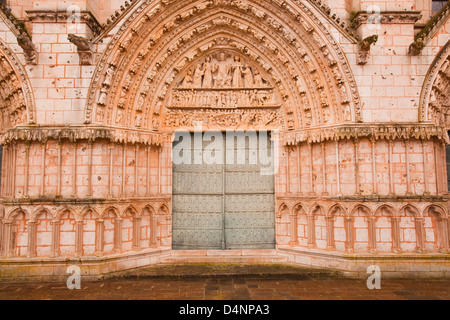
[84,0,362,130]
[177,52,272,89]
[16,34,37,65]
[167,51,280,111]
[0,55,28,128]
[68,34,93,65]
[165,108,283,129]
[420,40,450,127]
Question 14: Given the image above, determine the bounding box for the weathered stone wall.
[0,0,448,277]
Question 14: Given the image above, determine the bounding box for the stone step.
[160,255,289,264]
[104,262,340,280]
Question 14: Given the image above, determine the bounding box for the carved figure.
[242,65,254,88]
[202,56,214,88]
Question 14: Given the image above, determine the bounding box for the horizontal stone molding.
[282,123,449,145]
[0,125,165,146]
[350,11,423,30]
[277,195,449,203]
[1,124,445,147]
[26,10,102,36]
[0,197,171,207]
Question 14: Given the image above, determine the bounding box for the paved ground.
[0,264,449,300]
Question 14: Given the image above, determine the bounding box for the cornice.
[283,123,449,145]
[0,125,165,146]
[350,11,423,30]
[0,123,446,146]
[26,10,102,35]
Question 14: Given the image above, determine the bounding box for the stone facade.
[0,0,449,279]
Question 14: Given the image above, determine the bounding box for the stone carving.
[283,124,448,146]
[135,114,142,128]
[428,56,450,128]
[116,108,123,124]
[344,105,352,122]
[16,34,37,65]
[177,53,271,90]
[323,108,331,123]
[305,112,312,127]
[68,34,93,65]
[351,11,423,30]
[97,64,116,111]
[357,35,378,65]
[339,85,349,104]
[165,108,283,128]
[84,0,363,127]
[169,53,280,110]
[0,56,28,127]
[0,126,164,146]
[98,87,109,106]
[170,89,278,109]
[408,3,449,55]
[409,38,425,56]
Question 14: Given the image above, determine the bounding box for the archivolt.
[419,39,450,127]
[86,0,361,132]
[0,38,36,131]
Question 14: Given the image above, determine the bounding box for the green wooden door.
[172,132,275,250]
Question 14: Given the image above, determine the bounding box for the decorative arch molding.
[0,38,36,130]
[85,0,362,133]
[419,39,450,127]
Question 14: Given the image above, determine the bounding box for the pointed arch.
[31,206,52,222]
[6,207,30,221]
[399,204,424,252]
[123,204,139,217]
[277,202,290,216]
[158,204,170,215]
[101,206,120,219]
[423,204,449,252]
[58,207,77,257]
[80,206,101,220]
[350,204,374,253]
[85,0,361,132]
[0,38,36,129]
[328,203,347,252]
[141,204,157,248]
[350,204,373,217]
[7,207,29,257]
[328,203,347,217]
[374,204,397,253]
[101,206,120,254]
[32,207,53,257]
[419,39,450,126]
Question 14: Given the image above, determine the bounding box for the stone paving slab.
[0,264,448,300]
[0,277,449,300]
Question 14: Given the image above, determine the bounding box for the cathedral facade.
[0,0,449,280]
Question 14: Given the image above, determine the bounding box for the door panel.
[224,132,275,249]
[172,132,275,250]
